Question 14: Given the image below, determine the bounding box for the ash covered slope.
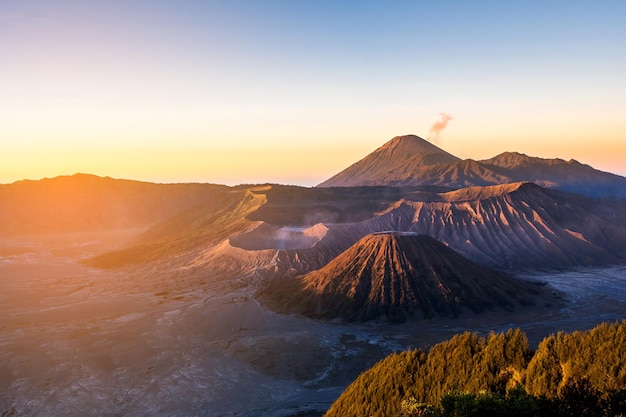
[261,233,541,322]
[318,135,461,187]
[399,183,626,269]
[318,135,626,199]
[245,183,626,274]
[79,181,626,274]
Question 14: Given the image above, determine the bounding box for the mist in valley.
[1,231,624,417]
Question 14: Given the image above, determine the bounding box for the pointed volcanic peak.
[374,135,460,163]
[319,136,626,198]
[481,152,626,199]
[318,135,461,187]
[261,232,540,322]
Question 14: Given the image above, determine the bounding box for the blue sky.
[1,1,625,184]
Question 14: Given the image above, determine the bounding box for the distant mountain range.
[0,174,229,236]
[1,136,625,275]
[318,135,626,199]
[3,172,625,273]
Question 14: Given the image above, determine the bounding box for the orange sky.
[1,1,624,185]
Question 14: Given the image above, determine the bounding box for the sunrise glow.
[2,1,625,185]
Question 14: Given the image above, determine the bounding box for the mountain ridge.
[3,174,624,272]
[318,135,626,199]
[0,173,230,236]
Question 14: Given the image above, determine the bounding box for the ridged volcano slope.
[319,135,626,198]
[318,135,460,187]
[261,232,540,322]
[250,182,626,276]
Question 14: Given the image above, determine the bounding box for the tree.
[400,397,439,417]
[558,377,602,417]
[440,391,478,417]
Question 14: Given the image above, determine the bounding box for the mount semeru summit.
[318,135,626,199]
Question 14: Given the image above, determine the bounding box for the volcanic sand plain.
[1,231,625,416]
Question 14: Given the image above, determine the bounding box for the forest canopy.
[324,320,626,417]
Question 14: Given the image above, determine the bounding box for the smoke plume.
[428,113,454,144]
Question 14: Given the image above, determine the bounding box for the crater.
[229,222,328,250]
[370,231,422,237]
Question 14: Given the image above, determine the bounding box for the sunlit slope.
[319,135,626,198]
[85,189,266,268]
[397,183,626,268]
[0,174,229,236]
[260,233,542,322]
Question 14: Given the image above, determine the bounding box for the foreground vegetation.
[324,320,626,417]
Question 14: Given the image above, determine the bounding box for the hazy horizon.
[2,1,625,185]
[2,138,626,188]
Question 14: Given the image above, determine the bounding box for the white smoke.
[428,113,454,144]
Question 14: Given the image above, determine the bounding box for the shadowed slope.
[261,233,540,322]
[481,152,626,198]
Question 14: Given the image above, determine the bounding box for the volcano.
[261,232,541,322]
[318,135,461,187]
[318,135,626,199]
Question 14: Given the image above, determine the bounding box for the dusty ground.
[0,232,624,416]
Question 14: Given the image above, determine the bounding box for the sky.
[1,0,625,185]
